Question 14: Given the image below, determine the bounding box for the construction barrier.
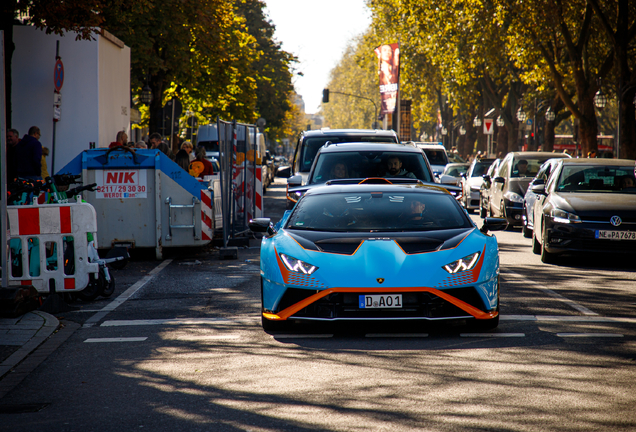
[59,147,216,259]
[7,201,99,293]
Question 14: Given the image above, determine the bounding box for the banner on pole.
[374,43,400,115]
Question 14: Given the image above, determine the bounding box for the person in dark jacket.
[16,126,43,180]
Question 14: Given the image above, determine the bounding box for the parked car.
[521,157,570,238]
[412,142,449,181]
[279,129,399,207]
[531,158,636,264]
[250,182,508,331]
[461,158,495,213]
[286,142,463,209]
[479,158,502,218]
[485,152,567,227]
[439,163,469,186]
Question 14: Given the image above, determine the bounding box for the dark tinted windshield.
[287,191,470,232]
[309,151,433,184]
[556,165,636,193]
[198,141,220,153]
[300,135,398,172]
[422,149,448,166]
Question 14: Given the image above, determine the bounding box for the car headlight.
[443,252,480,274]
[280,253,318,275]
[550,208,581,224]
[504,191,524,203]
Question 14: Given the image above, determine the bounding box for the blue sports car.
[250,180,508,331]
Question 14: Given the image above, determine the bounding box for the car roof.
[557,158,635,166]
[506,151,570,159]
[302,182,450,197]
[412,142,445,149]
[301,128,397,137]
[315,142,422,154]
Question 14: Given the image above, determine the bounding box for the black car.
[531,158,636,263]
[286,142,463,208]
[485,152,568,227]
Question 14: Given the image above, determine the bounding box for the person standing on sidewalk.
[6,128,21,182]
[16,126,43,180]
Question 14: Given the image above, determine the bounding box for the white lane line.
[83,259,173,328]
[366,333,429,338]
[101,317,255,327]
[460,333,525,338]
[272,334,333,339]
[501,315,636,323]
[503,270,598,316]
[84,337,148,343]
[557,333,624,338]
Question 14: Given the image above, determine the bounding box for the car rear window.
[422,149,448,166]
[287,191,470,232]
[309,151,433,184]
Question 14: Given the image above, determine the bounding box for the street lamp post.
[323,89,379,129]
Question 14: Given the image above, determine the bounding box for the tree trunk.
[543,120,555,152]
[496,125,508,158]
[577,97,598,157]
[508,122,518,153]
[1,4,17,128]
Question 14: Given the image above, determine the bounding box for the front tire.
[532,232,541,254]
[540,227,557,264]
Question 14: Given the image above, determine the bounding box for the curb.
[0,311,59,380]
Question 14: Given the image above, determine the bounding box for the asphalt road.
[1,178,635,431]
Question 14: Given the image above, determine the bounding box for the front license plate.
[359,294,402,309]
[595,230,636,240]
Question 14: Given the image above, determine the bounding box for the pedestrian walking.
[109,130,128,148]
[16,126,43,180]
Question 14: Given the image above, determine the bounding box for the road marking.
[503,270,598,316]
[272,334,333,339]
[83,259,173,328]
[557,333,624,338]
[84,337,148,343]
[460,333,525,338]
[366,333,428,338]
[501,315,636,323]
[101,317,256,327]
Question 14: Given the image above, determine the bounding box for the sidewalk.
[0,311,59,379]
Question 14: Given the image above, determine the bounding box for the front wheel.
[540,228,557,264]
[532,232,541,254]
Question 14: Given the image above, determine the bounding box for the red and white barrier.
[7,202,99,293]
[200,189,213,241]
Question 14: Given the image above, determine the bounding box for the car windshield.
[443,165,467,177]
[286,191,470,232]
[300,136,397,172]
[422,149,448,165]
[556,165,636,193]
[511,157,553,178]
[309,151,433,184]
[471,161,492,177]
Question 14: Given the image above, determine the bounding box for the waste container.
[59,147,215,259]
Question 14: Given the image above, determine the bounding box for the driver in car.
[384,156,416,179]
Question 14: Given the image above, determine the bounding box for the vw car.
[531,158,636,264]
[286,142,462,208]
[439,162,470,186]
[486,151,569,227]
[250,182,507,331]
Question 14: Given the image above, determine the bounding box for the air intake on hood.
[314,238,363,255]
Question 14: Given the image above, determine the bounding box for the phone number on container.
[97,185,146,193]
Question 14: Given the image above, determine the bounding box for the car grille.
[279,287,486,320]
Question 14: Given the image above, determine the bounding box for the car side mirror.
[287,174,302,187]
[480,217,508,234]
[276,166,291,178]
[532,178,545,186]
[249,218,276,236]
[494,176,505,184]
[482,174,491,183]
[531,183,546,195]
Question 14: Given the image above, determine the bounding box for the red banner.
[374,43,400,115]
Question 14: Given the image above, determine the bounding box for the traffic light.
[322,88,329,103]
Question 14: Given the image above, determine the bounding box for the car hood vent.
[314,237,364,255]
[393,237,444,253]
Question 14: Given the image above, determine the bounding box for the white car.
[460,158,496,213]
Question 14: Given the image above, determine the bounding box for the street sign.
[54,59,64,92]
[526,119,533,125]
[483,118,494,135]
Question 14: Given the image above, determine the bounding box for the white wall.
[12,26,130,173]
